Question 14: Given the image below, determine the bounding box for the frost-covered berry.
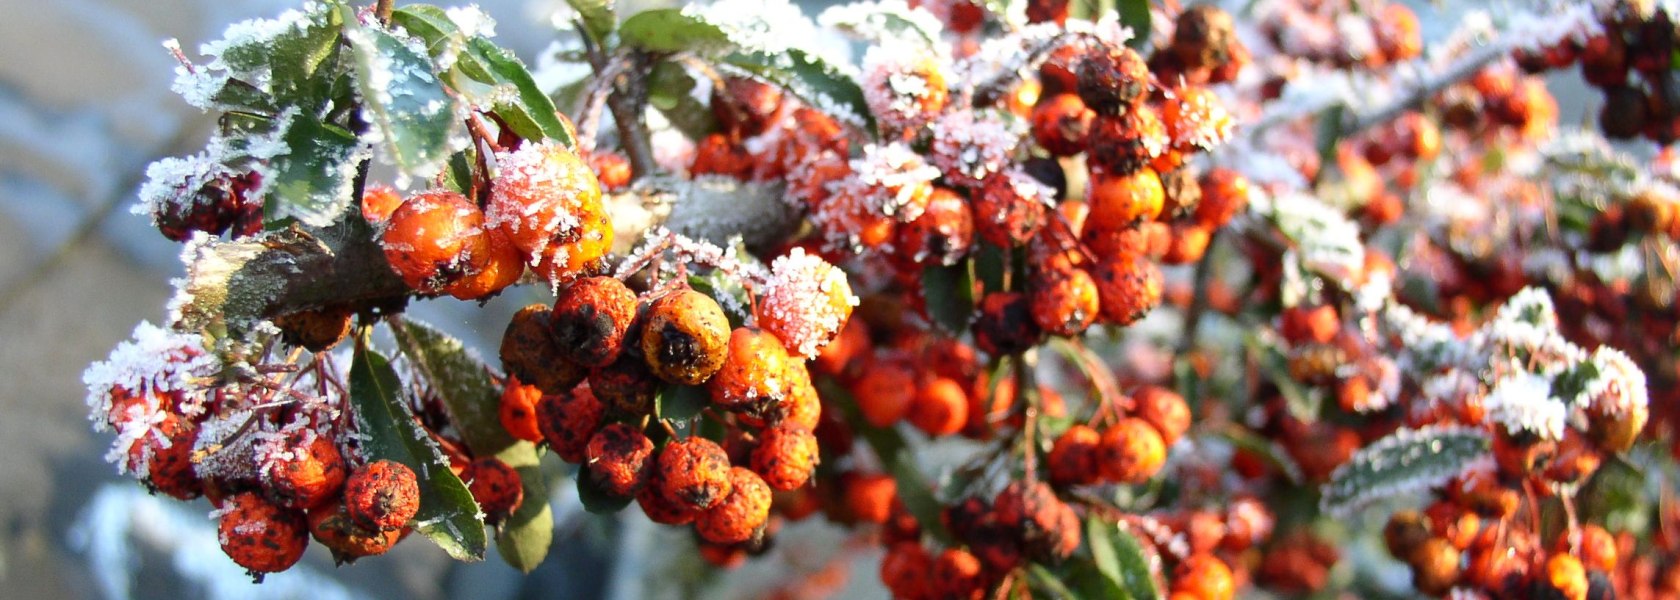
[307,501,402,564]
[696,466,772,544]
[344,460,421,532]
[749,423,818,491]
[463,457,524,525]
[142,413,204,500]
[1097,417,1166,484]
[658,437,734,511]
[499,304,586,395]
[379,190,497,295]
[586,423,655,497]
[442,229,524,301]
[486,141,611,285]
[973,172,1051,248]
[360,183,403,225]
[754,248,858,360]
[262,429,347,510]
[862,43,950,136]
[218,492,308,577]
[707,327,791,412]
[1163,86,1235,152]
[536,384,605,463]
[641,290,732,386]
[550,276,639,369]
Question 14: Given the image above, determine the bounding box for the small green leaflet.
[566,0,618,44]
[345,14,462,178]
[349,343,488,561]
[618,8,731,53]
[494,442,554,572]
[1117,0,1150,49]
[922,259,977,334]
[1086,517,1160,600]
[261,111,362,227]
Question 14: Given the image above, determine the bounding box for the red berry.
[344,460,421,532]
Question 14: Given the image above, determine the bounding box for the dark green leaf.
[974,242,1007,294]
[494,442,553,572]
[460,36,575,147]
[220,4,344,108]
[1108,523,1161,600]
[618,8,730,53]
[262,112,360,227]
[648,60,697,112]
[1117,0,1150,48]
[1217,426,1303,485]
[1314,104,1346,183]
[577,467,634,513]
[922,260,976,334]
[658,384,709,421]
[346,20,462,177]
[438,149,476,196]
[1027,563,1084,600]
[1321,425,1491,518]
[349,343,487,561]
[1247,333,1320,422]
[1578,456,1650,535]
[390,319,512,456]
[389,5,461,58]
[1064,558,1128,599]
[567,0,617,44]
[1086,517,1128,597]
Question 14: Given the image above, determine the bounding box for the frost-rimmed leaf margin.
[349,339,488,561]
[386,318,553,571]
[1320,424,1492,518]
[343,8,464,180]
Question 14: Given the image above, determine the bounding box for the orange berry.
[852,355,917,427]
[1170,5,1237,71]
[360,183,402,224]
[486,142,608,284]
[641,290,732,385]
[264,430,347,510]
[1280,304,1340,346]
[1547,553,1588,600]
[1087,108,1168,176]
[931,548,987,600]
[588,151,632,192]
[499,376,544,443]
[691,133,755,179]
[750,424,819,491]
[1048,424,1102,486]
[637,468,700,525]
[1134,385,1192,446]
[754,247,858,360]
[696,466,772,544]
[141,413,203,500]
[1077,46,1150,115]
[844,473,897,524]
[1173,554,1236,600]
[973,172,1049,248]
[1092,256,1163,325]
[1097,418,1167,484]
[500,304,586,395]
[711,76,785,138]
[463,457,524,525]
[908,377,970,437]
[380,190,496,294]
[586,423,655,497]
[1577,524,1618,572]
[536,384,605,463]
[1031,93,1094,157]
[344,460,420,532]
[974,291,1045,356]
[658,437,734,511]
[880,542,934,600]
[1408,537,1461,596]
[273,305,354,352]
[1161,223,1212,265]
[589,352,660,416]
[1028,266,1100,336]
[1162,86,1234,152]
[707,327,792,413]
[441,228,523,300]
[895,186,975,267]
[307,501,402,564]
[1383,510,1430,560]
[219,492,308,576]
[1088,167,1165,227]
[549,276,639,368]
[1195,168,1249,228]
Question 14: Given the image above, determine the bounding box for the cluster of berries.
[82,322,533,578]
[495,237,857,555]
[375,139,613,300]
[1254,1,1420,70]
[1513,3,1680,142]
[149,170,266,242]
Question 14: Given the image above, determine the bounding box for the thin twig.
[578,20,656,180]
[374,0,394,25]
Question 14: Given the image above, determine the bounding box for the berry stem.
[579,22,656,181]
[374,0,394,25]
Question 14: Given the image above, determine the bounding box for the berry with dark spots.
[658,437,735,511]
[344,460,421,532]
[536,384,605,463]
[586,423,655,497]
[550,276,639,368]
[641,290,732,386]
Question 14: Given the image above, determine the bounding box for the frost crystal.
[929,109,1024,188]
[1483,370,1566,440]
[82,322,218,474]
[818,0,945,44]
[838,142,942,222]
[1577,347,1647,419]
[862,39,949,134]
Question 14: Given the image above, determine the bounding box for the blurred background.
[0,0,1594,598]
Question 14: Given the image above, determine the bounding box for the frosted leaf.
[1262,192,1364,284]
[662,177,800,248]
[818,0,944,46]
[446,6,498,39]
[1321,425,1491,518]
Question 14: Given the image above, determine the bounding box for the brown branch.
[579,21,656,180]
[374,0,394,25]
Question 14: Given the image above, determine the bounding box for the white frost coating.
[758,247,859,358]
[1483,370,1567,440]
[446,5,498,39]
[1577,347,1648,419]
[862,37,949,133]
[131,153,236,223]
[929,109,1024,189]
[839,142,941,221]
[181,3,326,101]
[82,321,217,476]
[818,0,945,44]
[1260,191,1364,284]
[1322,425,1491,518]
[687,0,864,126]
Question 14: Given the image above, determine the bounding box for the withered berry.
[550,276,639,368]
[586,423,655,497]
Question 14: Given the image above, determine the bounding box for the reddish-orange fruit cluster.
[485,142,612,284]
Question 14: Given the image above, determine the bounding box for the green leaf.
[349,343,487,561]
[1321,425,1491,518]
[1086,517,1128,597]
[389,319,512,456]
[1108,523,1161,600]
[345,19,462,178]
[817,3,940,48]
[1578,456,1650,535]
[576,467,634,513]
[618,8,731,53]
[438,149,476,196]
[1063,558,1127,599]
[567,0,618,44]
[648,60,697,112]
[974,242,1007,294]
[460,36,575,147]
[1027,563,1084,600]
[1217,426,1304,485]
[493,442,553,572]
[1117,0,1151,49]
[217,4,345,109]
[1246,333,1320,423]
[262,111,361,227]
[389,5,463,59]
[922,260,976,334]
[658,384,709,421]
